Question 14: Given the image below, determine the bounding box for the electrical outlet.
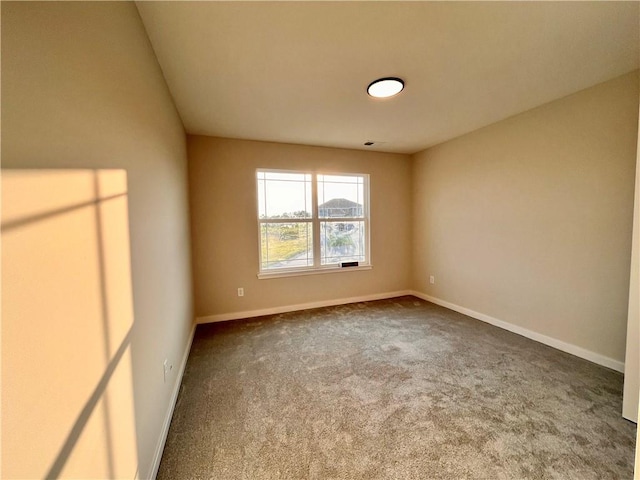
[238,287,244,297]
[430,275,435,284]
[163,359,173,383]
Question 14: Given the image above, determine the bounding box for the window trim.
[256,169,371,278]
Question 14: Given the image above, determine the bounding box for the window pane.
[320,221,366,265]
[257,171,312,219]
[261,222,313,270]
[318,174,364,218]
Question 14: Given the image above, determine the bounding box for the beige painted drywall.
[188,136,412,318]
[1,3,192,479]
[629,110,640,465]
[624,104,640,423]
[2,169,139,478]
[412,71,639,365]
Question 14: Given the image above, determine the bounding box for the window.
[257,169,370,276]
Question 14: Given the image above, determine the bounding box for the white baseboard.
[147,323,196,480]
[196,290,413,324]
[196,288,624,371]
[410,291,624,373]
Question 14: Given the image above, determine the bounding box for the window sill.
[257,264,372,280]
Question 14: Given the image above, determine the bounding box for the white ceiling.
[136,1,639,154]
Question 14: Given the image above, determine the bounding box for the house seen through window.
[257,170,370,274]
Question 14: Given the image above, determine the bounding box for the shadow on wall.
[2,169,138,478]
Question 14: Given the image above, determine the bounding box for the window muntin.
[257,171,312,219]
[257,169,369,274]
[317,174,365,218]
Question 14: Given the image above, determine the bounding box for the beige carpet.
[158,296,636,479]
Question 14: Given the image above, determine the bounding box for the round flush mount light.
[367,77,404,98]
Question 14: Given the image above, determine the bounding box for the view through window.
[257,170,369,273]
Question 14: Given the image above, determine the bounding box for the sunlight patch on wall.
[2,169,138,478]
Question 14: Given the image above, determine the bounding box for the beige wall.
[188,136,412,318]
[1,3,192,479]
[624,105,640,422]
[412,71,639,365]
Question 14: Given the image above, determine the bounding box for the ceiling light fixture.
[367,77,404,98]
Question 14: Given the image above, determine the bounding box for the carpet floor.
[157,296,636,479]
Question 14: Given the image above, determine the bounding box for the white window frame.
[257,169,371,279]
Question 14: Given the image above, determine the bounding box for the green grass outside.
[261,224,311,265]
